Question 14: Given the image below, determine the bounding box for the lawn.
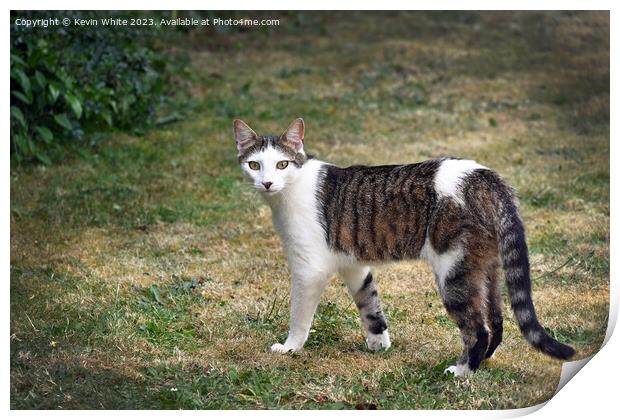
[10,11,609,409]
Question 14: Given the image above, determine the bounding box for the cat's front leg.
[270,269,330,353]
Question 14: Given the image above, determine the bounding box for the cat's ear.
[233,119,258,154]
[280,118,305,152]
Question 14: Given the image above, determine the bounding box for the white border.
[5,2,616,418]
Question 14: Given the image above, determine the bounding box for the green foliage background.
[10,11,184,165]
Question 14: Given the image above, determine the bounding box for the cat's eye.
[276,161,289,170]
[248,161,260,170]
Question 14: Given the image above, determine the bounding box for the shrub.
[10,11,174,165]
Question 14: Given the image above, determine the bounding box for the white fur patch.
[267,159,331,264]
[367,330,391,351]
[420,238,463,295]
[434,159,486,205]
[444,363,471,377]
[270,343,295,353]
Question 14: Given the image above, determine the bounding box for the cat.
[233,117,575,376]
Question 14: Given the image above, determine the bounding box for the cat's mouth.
[256,185,281,194]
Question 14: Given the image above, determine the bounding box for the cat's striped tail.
[497,190,576,360]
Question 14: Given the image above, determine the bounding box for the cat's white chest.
[266,160,332,268]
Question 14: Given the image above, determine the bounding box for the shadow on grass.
[12,355,530,409]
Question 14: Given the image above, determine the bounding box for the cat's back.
[317,157,491,262]
[320,159,442,192]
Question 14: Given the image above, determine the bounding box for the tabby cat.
[233,118,575,376]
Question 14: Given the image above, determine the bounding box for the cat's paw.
[270,342,301,353]
[366,330,391,351]
[270,343,291,353]
[443,364,471,377]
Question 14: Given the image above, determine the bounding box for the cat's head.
[233,118,307,195]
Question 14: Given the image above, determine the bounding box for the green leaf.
[27,136,36,154]
[54,113,72,130]
[35,70,47,89]
[10,53,26,67]
[11,90,32,105]
[35,126,54,144]
[64,93,83,119]
[13,133,28,155]
[12,68,31,96]
[148,285,163,304]
[48,84,60,103]
[11,106,26,127]
[101,111,113,127]
[34,150,52,165]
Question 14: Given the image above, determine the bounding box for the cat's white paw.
[270,343,291,353]
[270,342,302,353]
[366,330,391,351]
[444,364,471,377]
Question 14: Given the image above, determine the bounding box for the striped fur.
[340,267,390,349]
[495,184,576,359]
[317,160,440,261]
[237,135,307,167]
[234,118,575,375]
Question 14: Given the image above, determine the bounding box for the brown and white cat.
[233,117,575,376]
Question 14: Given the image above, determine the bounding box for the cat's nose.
[262,182,273,190]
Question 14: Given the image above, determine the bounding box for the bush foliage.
[10,12,174,165]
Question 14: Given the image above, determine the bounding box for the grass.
[10,11,609,409]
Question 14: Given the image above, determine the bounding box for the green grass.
[10,11,609,409]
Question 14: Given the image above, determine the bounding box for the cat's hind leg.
[440,262,491,376]
[340,266,391,351]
